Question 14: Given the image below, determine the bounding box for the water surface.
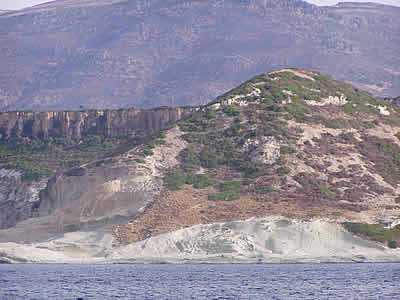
[1,263,399,299]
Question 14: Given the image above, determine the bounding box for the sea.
[0,263,399,299]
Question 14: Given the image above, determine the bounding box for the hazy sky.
[1,0,399,10]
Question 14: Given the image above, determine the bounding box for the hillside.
[112,68,400,245]
[0,69,400,263]
[0,0,399,111]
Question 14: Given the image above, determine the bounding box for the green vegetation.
[165,172,214,190]
[359,136,400,185]
[180,146,201,172]
[343,222,400,246]
[165,172,186,190]
[179,111,216,132]
[280,145,296,155]
[208,190,240,201]
[185,174,215,189]
[218,181,242,192]
[223,105,240,117]
[256,186,273,194]
[284,101,309,123]
[135,158,145,164]
[143,148,154,156]
[317,186,336,197]
[0,128,165,182]
[388,240,398,249]
[208,180,242,201]
[277,167,290,175]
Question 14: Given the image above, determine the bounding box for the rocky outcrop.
[0,169,46,229]
[0,127,186,233]
[0,107,194,140]
[242,136,280,166]
[1,217,400,264]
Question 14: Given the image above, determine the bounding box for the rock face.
[0,0,399,111]
[0,107,194,139]
[0,127,187,232]
[1,217,400,264]
[111,217,399,263]
[0,169,46,229]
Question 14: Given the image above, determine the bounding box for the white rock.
[243,136,280,166]
[305,95,348,106]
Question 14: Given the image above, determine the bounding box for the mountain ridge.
[0,0,399,111]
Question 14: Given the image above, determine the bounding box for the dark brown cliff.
[0,107,195,140]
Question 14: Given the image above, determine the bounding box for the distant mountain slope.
[0,0,399,111]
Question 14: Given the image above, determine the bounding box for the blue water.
[0,263,399,299]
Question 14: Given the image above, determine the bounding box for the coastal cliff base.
[0,217,399,264]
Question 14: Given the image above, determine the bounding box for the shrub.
[200,149,219,168]
[388,240,398,249]
[185,174,215,189]
[256,186,273,194]
[208,190,240,201]
[218,181,242,192]
[143,149,153,156]
[285,101,309,123]
[343,222,400,244]
[135,158,145,164]
[277,167,290,175]
[166,172,186,190]
[223,105,240,117]
[280,145,296,155]
[154,139,166,145]
[180,146,200,172]
[242,178,254,185]
[317,186,336,197]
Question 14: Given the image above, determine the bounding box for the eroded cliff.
[0,107,194,139]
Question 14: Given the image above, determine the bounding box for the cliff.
[0,107,194,140]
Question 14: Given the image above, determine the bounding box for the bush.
[256,186,273,194]
[208,190,240,201]
[180,146,200,172]
[185,174,214,189]
[317,186,336,197]
[135,158,145,164]
[343,222,400,244]
[223,105,240,117]
[280,145,296,155]
[285,101,309,123]
[388,240,398,249]
[143,149,153,156]
[165,172,186,190]
[218,180,242,192]
[200,149,219,168]
[277,167,290,175]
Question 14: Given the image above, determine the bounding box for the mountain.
[0,69,399,263]
[0,0,399,111]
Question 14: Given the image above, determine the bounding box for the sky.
[0,0,399,10]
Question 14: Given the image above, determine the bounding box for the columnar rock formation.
[0,107,194,139]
